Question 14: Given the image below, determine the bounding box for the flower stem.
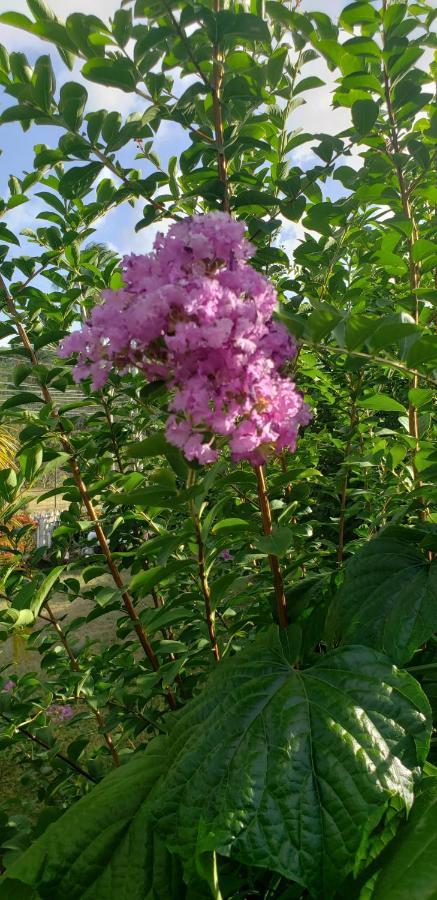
[254,464,288,628]
[187,471,221,661]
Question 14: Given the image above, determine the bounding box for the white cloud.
[279,218,307,258]
[92,199,171,257]
[295,75,349,136]
[300,0,344,11]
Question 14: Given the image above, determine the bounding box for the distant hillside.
[0,349,88,408]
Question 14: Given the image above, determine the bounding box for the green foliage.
[328,527,437,664]
[1,630,431,899]
[0,0,436,897]
[153,633,430,897]
[371,780,437,900]
[0,746,188,900]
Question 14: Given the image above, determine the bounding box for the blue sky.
[0,0,351,276]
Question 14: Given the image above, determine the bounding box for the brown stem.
[44,603,121,767]
[0,712,97,783]
[193,514,220,662]
[0,275,176,711]
[212,0,230,213]
[254,465,288,628]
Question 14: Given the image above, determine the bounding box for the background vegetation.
[0,0,436,897]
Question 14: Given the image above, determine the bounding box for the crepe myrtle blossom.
[220,549,234,562]
[59,213,310,465]
[47,704,74,722]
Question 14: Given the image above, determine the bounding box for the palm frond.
[0,426,17,470]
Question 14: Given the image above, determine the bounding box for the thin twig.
[92,145,173,216]
[0,712,97,783]
[161,0,210,87]
[337,375,361,565]
[100,393,125,474]
[303,340,437,387]
[187,472,220,661]
[193,514,221,662]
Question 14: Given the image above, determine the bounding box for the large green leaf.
[154,630,430,897]
[327,527,437,665]
[0,631,430,899]
[371,780,437,900]
[356,394,406,413]
[0,745,188,900]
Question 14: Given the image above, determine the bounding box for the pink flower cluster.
[59,213,310,465]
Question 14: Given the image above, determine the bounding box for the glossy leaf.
[155,630,430,896]
[356,394,407,413]
[81,57,138,91]
[328,527,437,665]
[58,162,103,199]
[372,780,437,900]
[352,98,379,135]
[59,81,87,130]
[215,11,270,46]
[0,746,188,900]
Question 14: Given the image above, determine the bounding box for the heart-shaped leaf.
[0,632,430,899]
[327,527,437,665]
[155,630,430,897]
